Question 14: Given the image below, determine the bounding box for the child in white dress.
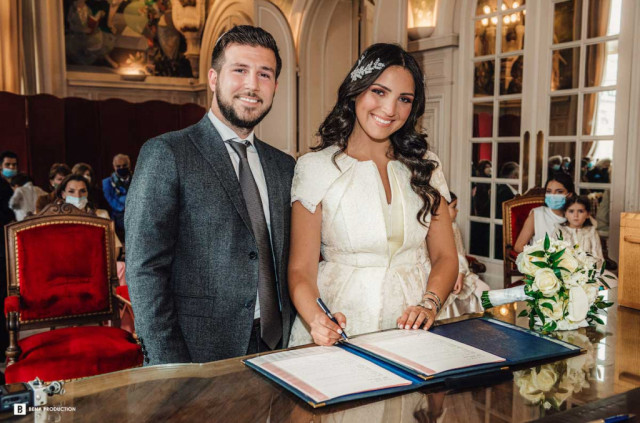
[553,194,617,287]
[438,193,491,320]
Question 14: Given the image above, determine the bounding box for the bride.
[288,43,458,347]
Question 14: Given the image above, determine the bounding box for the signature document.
[348,330,505,377]
[247,346,411,403]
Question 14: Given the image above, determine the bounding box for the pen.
[316,298,349,340]
[588,414,635,423]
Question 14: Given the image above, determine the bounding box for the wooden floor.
[3,289,639,422]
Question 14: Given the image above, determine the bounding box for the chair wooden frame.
[4,200,122,364]
[501,188,546,288]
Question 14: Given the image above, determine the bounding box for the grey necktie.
[227,140,282,349]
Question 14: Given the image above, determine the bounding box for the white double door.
[466,0,636,265]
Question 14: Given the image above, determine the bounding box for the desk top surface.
[7,289,640,422]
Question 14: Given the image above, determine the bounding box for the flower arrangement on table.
[482,234,614,332]
[514,331,596,410]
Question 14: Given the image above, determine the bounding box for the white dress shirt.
[208,110,272,319]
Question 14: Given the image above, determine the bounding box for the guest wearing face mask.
[0,151,19,362]
[36,163,72,213]
[72,162,108,211]
[103,154,132,242]
[58,174,122,255]
[513,172,575,253]
[0,151,19,226]
[548,155,563,175]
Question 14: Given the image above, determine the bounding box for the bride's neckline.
[337,146,397,165]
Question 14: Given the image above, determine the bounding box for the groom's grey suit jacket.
[125,116,296,365]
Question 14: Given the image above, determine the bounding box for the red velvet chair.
[501,188,546,288]
[3,201,143,383]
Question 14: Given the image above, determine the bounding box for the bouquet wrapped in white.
[482,234,614,332]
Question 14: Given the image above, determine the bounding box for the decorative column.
[172,0,205,78]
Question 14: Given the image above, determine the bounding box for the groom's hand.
[310,311,347,346]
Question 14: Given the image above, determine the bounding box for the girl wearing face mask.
[513,172,575,253]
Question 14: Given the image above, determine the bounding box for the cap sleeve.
[291,151,338,214]
[425,151,451,203]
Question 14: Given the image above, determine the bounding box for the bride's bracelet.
[422,290,442,312]
[417,297,439,314]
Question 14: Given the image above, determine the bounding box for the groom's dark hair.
[211,25,282,79]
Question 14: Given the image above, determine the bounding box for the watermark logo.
[14,403,27,415]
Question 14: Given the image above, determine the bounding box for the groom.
[126,26,296,365]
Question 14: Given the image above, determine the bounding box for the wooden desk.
[5,289,639,422]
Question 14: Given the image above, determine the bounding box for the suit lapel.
[254,138,285,266]
[188,116,253,234]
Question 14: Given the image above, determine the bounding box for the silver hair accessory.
[350,57,385,82]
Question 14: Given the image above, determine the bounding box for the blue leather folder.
[243,317,584,408]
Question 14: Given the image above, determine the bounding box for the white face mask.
[66,195,88,210]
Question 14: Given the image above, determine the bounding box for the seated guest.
[72,162,108,210]
[513,172,575,253]
[8,173,46,221]
[495,161,519,219]
[438,192,490,320]
[36,163,71,212]
[0,150,19,361]
[554,194,617,287]
[103,154,131,241]
[58,174,122,256]
[0,151,18,225]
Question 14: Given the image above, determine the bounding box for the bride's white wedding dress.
[288,145,451,347]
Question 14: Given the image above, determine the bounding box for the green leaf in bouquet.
[553,268,564,281]
[557,231,564,241]
[598,277,611,289]
[529,314,536,330]
[532,261,548,268]
[549,249,565,263]
[548,320,557,331]
[540,302,554,312]
[591,315,605,325]
[603,274,616,279]
[518,309,529,317]
[544,233,550,251]
[602,301,614,307]
[600,261,606,275]
[528,250,547,257]
[535,307,546,324]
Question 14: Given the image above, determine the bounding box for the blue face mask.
[2,168,17,179]
[552,164,561,171]
[545,194,566,210]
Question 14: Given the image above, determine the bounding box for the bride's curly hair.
[313,43,441,225]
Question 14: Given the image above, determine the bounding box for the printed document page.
[247,347,411,403]
[349,330,505,376]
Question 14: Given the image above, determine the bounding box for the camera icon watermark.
[13,403,27,415]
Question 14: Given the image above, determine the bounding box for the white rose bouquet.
[482,234,614,332]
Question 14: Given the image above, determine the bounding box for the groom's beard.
[216,82,273,130]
